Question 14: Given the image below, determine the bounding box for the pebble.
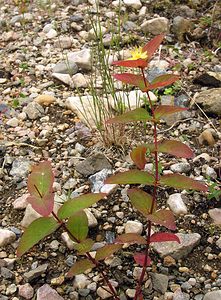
[67,49,92,71]
[123,0,142,10]
[203,290,221,300]
[141,17,169,35]
[12,193,29,210]
[23,102,44,120]
[167,193,188,215]
[150,272,169,294]
[124,220,143,235]
[18,283,34,299]
[36,284,64,300]
[97,286,112,299]
[6,117,19,127]
[0,229,16,247]
[53,60,78,75]
[170,162,191,173]
[73,274,90,289]
[24,264,48,282]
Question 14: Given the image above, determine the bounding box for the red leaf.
[113,73,146,90]
[106,108,152,124]
[150,232,180,243]
[147,209,176,230]
[105,170,155,185]
[128,188,155,217]
[160,174,208,192]
[158,140,194,158]
[130,145,148,169]
[154,105,187,121]
[112,59,148,68]
[27,161,54,217]
[142,34,165,61]
[115,233,146,245]
[134,253,151,267]
[147,74,180,90]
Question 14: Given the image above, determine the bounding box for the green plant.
[207,179,221,200]
[17,35,208,299]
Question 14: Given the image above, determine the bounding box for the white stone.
[6,117,19,127]
[141,17,169,35]
[126,288,136,298]
[124,220,143,235]
[123,0,142,10]
[84,209,98,227]
[203,290,221,300]
[43,23,53,33]
[61,232,75,250]
[73,274,90,289]
[88,26,107,40]
[0,229,16,247]
[97,287,112,299]
[46,28,57,39]
[167,193,188,215]
[100,184,118,195]
[72,73,88,88]
[12,194,29,210]
[52,73,73,87]
[67,49,92,71]
[170,162,191,173]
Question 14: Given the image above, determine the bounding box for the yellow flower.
[128,47,148,60]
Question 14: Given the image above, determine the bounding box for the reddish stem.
[51,211,120,300]
[134,69,159,300]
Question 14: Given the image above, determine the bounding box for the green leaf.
[154,105,187,121]
[95,244,122,261]
[17,217,59,257]
[106,108,152,124]
[105,170,155,185]
[73,238,94,255]
[67,211,88,242]
[27,161,54,217]
[115,233,146,245]
[147,74,180,90]
[128,188,155,217]
[58,193,106,219]
[160,174,208,192]
[130,145,148,169]
[147,209,176,230]
[67,259,95,277]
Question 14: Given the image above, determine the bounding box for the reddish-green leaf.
[130,145,148,169]
[128,188,155,217]
[154,105,187,121]
[150,232,180,243]
[160,174,208,192]
[113,73,146,90]
[58,193,106,219]
[142,34,165,61]
[17,217,59,257]
[112,59,147,68]
[106,108,152,124]
[67,211,88,242]
[134,253,151,267]
[105,170,155,185]
[73,238,94,254]
[115,233,146,245]
[67,259,95,277]
[147,209,176,230]
[138,140,194,159]
[147,74,179,90]
[95,244,122,261]
[27,161,54,217]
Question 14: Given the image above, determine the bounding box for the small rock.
[37,284,64,300]
[21,204,41,228]
[141,17,169,35]
[35,95,56,106]
[150,272,169,294]
[123,0,142,10]
[46,28,57,39]
[208,208,221,225]
[53,60,78,75]
[54,36,72,49]
[24,264,48,282]
[72,73,87,88]
[124,220,143,235]
[6,117,19,127]
[52,73,73,86]
[51,275,65,286]
[172,16,192,41]
[63,178,77,190]
[89,169,112,192]
[18,283,34,299]
[23,102,44,120]
[167,193,188,215]
[152,233,201,259]
[194,88,221,116]
[12,194,29,210]
[84,209,98,227]
[61,232,75,250]
[0,229,16,247]
[1,267,15,279]
[97,286,112,299]
[73,274,90,289]
[76,153,112,177]
[173,288,190,300]
[67,49,92,71]
[10,158,31,180]
[126,289,136,298]
[170,162,191,173]
[163,255,176,267]
[6,284,17,295]
[198,129,216,146]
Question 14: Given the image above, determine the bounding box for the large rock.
[152,233,201,259]
[18,283,34,300]
[167,193,188,216]
[75,153,112,177]
[172,16,192,41]
[203,290,221,300]
[194,88,221,116]
[141,17,169,35]
[37,284,64,300]
[67,49,92,71]
[150,273,169,294]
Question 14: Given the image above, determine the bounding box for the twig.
[0,141,39,149]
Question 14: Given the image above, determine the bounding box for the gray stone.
[10,158,31,180]
[5,284,17,295]
[167,193,188,215]
[52,73,73,86]
[150,272,169,294]
[123,0,142,10]
[37,284,64,300]
[1,267,15,279]
[173,288,190,300]
[73,274,90,289]
[6,117,19,127]
[173,16,192,41]
[54,36,72,49]
[89,168,112,192]
[63,178,77,190]
[194,88,221,116]
[12,194,29,210]
[23,102,44,120]
[0,229,16,247]
[18,283,34,300]
[72,73,87,88]
[170,162,191,173]
[24,264,48,282]
[152,233,201,259]
[141,17,169,35]
[97,286,112,299]
[124,220,143,235]
[67,49,92,71]
[75,153,112,176]
[84,209,98,227]
[53,60,78,75]
[46,28,57,39]
[203,291,221,300]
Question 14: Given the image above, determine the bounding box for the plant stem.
[51,211,120,300]
[134,69,159,300]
